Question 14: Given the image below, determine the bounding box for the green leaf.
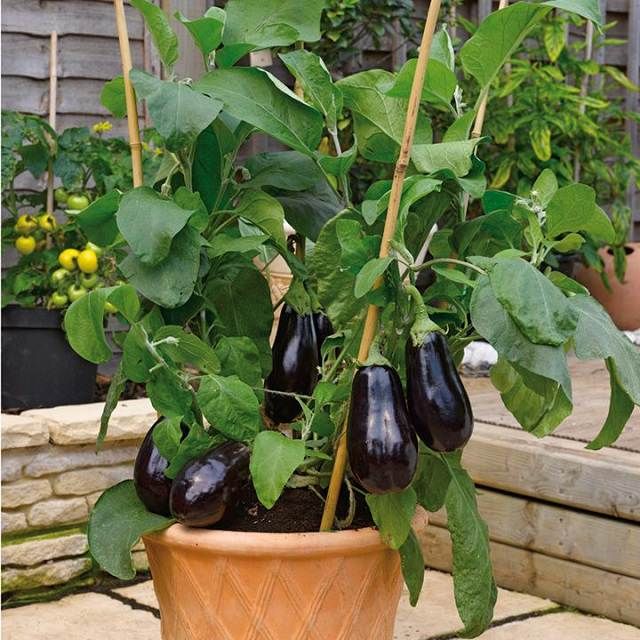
[97,361,127,450]
[207,233,268,258]
[316,142,358,177]
[120,225,202,308]
[243,150,319,192]
[399,529,425,607]
[76,191,121,247]
[250,431,305,509]
[175,7,226,57]
[413,448,451,512]
[154,325,220,374]
[366,488,417,550]
[117,187,194,266]
[543,20,565,62]
[386,58,457,108]
[470,277,572,398]
[88,480,173,580]
[131,70,223,152]
[196,374,262,441]
[223,0,324,50]
[152,417,183,460]
[545,184,614,244]
[460,3,547,93]
[130,0,179,70]
[572,295,640,406]
[279,49,341,130]
[442,453,497,637]
[122,324,155,383]
[489,259,578,346]
[164,423,223,479]
[195,68,323,155]
[354,256,394,299]
[235,189,286,248]
[192,125,224,213]
[412,139,482,176]
[214,336,263,388]
[147,368,192,419]
[543,0,603,24]
[586,360,635,450]
[100,76,126,118]
[552,233,584,254]
[443,111,476,143]
[547,271,589,296]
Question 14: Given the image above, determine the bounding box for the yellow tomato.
[38,213,57,232]
[77,249,98,274]
[15,214,38,234]
[15,236,36,255]
[58,248,80,270]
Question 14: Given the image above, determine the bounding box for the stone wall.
[1,398,156,600]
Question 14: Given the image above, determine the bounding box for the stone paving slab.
[114,581,160,609]
[479,611,640,639]
[1,592,160,640]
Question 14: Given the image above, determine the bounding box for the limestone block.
[2,533,88,567]
[1,450,35,482]
[85,491,104,509]
[52,465,132,496]
[24,443,138,478]
[132,550,149,572]
[1,511,28,534]
[23,398,154,446]
[2,479,52,509]
[1,414,48,449]
[2,557,91,592]
[27,498,88,528]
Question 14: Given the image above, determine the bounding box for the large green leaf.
[250,431,305,508]
[279,49,341,130]
[442,454,497,638]
[196,374,262,441]
[195,68,323,155]
[117,187,194,266]
[543,0,603,24]
[413,448,451,513]
[545,184,614,244]
[154,325,220,374]
[88,480,173,580]
[235,189,286,248]
[131,70,222,152]
[192,125,224,213]
[100,76,126,119]
[385,58,457,108]
[354,256,393,299]
[119,225,202,308]
[76,191,121,247]
[175,7,226,57]
[460,3,547,94]
[489,259,578,346]
[412,139,481,177]
[147,368,192,419]
[470,276,572,398]
[399,529,425,607]
[223,0,324,51]
[572,295,640,406]
[214,336,263,388]
[130,0,179,70]
[366,488,417,550]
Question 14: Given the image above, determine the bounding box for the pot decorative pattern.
[144,524,404,640]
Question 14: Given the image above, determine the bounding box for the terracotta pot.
[144,523,408,640]
[574,242,640,331]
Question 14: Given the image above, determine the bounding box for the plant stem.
[411,257,487,275]
[329,128,352,207]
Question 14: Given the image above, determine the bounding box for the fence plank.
[1,33,144,80]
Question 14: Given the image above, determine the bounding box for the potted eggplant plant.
[65,1,640,638]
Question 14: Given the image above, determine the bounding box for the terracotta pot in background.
[144,523,410,640]
[575,242,640,331]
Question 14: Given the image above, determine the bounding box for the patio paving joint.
[423,605,566,640]
[100,589,160,619]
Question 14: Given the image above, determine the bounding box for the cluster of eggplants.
[348,332,473,495]
[264,305,333,424]
[133,422,250,527]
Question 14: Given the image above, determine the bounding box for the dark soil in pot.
[222,485,375,533]
[2,305,97,411]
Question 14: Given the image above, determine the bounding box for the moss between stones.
[1,523,87,547]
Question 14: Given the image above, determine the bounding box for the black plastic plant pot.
[1,305,97,411]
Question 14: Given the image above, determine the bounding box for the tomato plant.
[63,1,639,636]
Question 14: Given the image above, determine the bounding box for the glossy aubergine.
[264,304,319,423]
[133,420,172,517]
[347,365,418,494]
[406,332,473,452]
[169,441,250,528]
[313,311,334,361]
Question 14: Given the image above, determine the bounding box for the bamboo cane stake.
[320,0,443,532]
[114,0,143,187]
[46,32,58,214]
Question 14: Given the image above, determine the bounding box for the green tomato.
[67,194,90,211]
[79,272,99,289]
[50,292,68,308]
[54,188,69,205]
[67,284,88,302]
[51,268,71,287]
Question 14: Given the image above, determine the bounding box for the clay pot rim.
[143,523,389,558]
